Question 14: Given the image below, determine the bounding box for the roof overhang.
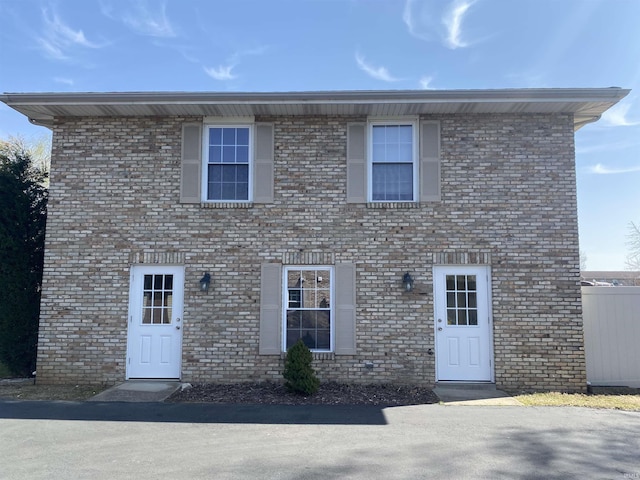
[0,88,630,131]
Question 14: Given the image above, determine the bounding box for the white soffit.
[0,88,630,131]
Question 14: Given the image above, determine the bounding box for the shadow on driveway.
[0,400,388,425]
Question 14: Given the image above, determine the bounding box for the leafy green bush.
[0,148,47,376]
[283,340,320,395]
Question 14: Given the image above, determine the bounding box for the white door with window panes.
[433,266,493,382]
[283,267,333,352]
[127,266,184,379]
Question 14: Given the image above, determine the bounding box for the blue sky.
[0,0,638,270]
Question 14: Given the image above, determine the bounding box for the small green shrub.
[283,340,320,395]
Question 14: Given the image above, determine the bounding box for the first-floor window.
[284,266,333,351]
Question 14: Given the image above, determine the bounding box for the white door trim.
[433,265,494,382]
[126,265,184,380]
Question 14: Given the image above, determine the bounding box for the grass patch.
[515,392,640,411]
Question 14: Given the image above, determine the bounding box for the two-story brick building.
[1,88,629,391]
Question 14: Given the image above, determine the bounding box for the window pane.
[163,307,172,324]
[457,276,466,290]
[209,165,222,182]
[301,330,316,349]
[446,275,455,291]
[236,183,248,200]
[237,165,249,182]
[398,125,412,142]
[222,128,236,145]
[467,276,477,291]
[447,292,456,308]
[222,146,236,163]
[236,128,249,145]
[457,292,467,308]
[236,146,249,163]
[447,309,457,325]
[143,308,151,324]
[221,183,235,199]
[469,310,478,326]
[372,164,413,201]
[317,311,330,329]
[209,146,222,162]
[222,165,236,182]
[385,143,399,163]
[286,330,301,350]
[458,310,468,326]
[372,144,385,162]
[468,292,477,308]
[286,310,301,328]
[208,183,222,200]
[144,275,152,290]
[372,125,386,144]
[288,271,303,289]
[302,311,316,329]
[165,275,173,290]
[154,275,163,290]
[316,330,330,350]
[209,128,222,145]
[398,143,413,161]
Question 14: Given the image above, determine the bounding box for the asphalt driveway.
[1,401,638,479]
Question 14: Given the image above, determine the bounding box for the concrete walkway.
[88,381,181,402]
[433,383,523,406]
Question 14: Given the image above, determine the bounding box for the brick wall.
[37,113,586,392]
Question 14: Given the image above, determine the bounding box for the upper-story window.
[204,125,252,201]
[368,120,418,202]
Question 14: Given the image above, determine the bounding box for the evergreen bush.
[283,340,320,395]
[0,148,47,376]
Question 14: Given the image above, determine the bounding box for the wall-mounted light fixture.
[402,272,414,292]
[199,272,211,293]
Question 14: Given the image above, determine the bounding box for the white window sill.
[280,352,335,361]
[200,202,253,209]
[366,202,421,209]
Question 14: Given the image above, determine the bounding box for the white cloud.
[419,76,434,89]
[202,46,267,82]
[402,0,431,42]
[102,0,176,38]
[204,65,237,81]
[38,8,104,60]
[355,53,400,82]
[403,0,478,49]
[600,102,640,127]
[53,77,75,86]
[443,0,476,49]
[587,163,640,175]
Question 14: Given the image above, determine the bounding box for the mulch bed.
[168,381,440,406]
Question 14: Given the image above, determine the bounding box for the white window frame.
[202,122,254,202]
[282,265,335,353]
[367,117,419,203]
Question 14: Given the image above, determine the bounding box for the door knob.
[176,326,181,330]
[438,327,443,331]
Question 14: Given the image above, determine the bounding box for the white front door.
[127,266,184,379]
[434,266,493,382]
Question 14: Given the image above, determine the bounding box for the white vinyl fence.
[582,287,640,388]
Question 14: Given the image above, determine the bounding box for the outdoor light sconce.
[402,272,414,292]
[199,272,211,293]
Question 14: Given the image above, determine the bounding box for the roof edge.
[0,87,631,106]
